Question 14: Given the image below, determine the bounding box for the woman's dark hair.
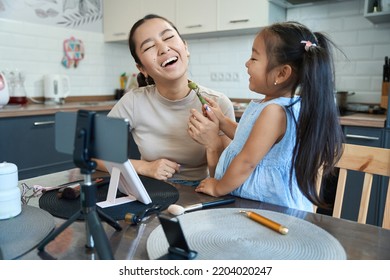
[128,14,184,86]
[261,21,345,207]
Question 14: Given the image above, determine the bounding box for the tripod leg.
[37,210,82,251]
[85,210,114,260]
[97,208,122,231]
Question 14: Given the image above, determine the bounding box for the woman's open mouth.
[161,56,178,67]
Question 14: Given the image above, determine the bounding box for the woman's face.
[133,18,189,84]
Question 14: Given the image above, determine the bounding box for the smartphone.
[55,110,129,164]
[157,214,197,260]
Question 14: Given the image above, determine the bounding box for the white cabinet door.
[103,0,176,42]
[103,0,285,41]
[103,0,141,42]
[176,0,217,35]
[217,0,285,31]
[142,0,176,24]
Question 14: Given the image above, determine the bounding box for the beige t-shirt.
[108,84,235,181]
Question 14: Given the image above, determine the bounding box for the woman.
[106,14,235,187]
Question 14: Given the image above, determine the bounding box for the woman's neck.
[155,75,191,101]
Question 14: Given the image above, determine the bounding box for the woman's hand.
[188,108,220,148]
[133,159,180,181]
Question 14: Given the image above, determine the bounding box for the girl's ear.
[276,64,292,84]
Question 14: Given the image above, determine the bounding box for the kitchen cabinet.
[340,126,384,226]
[364,0,390,24]
[217,0,285,32]
[0,105,140,180]
[175,0,217,35]
[0,115,74,180]
[176,0,285,37]
[103,0,176,42]
[103,0,140,42]
[103,0,286,41]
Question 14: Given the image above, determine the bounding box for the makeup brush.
[167,198,235,216]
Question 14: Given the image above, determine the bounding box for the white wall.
[0,18,134,98]
[1,0,389,103]
[187,0,390,103]
[286,0,390,104]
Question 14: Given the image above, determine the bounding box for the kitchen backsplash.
[0,0,389,104]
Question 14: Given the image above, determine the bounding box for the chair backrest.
[316,143,390,230]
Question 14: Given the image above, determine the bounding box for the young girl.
[188,21,344,211]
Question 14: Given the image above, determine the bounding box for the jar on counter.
[0,162,21,220]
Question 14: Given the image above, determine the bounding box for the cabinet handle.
[113,32,126,36]
[345,134,379,141]
[229,19,249,23]
[33,121,55,126]
[186,24,202,29]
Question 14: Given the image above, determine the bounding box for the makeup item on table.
[239,210,289,235]
[57,183,81,199]
[124,204,161,225]
[32,179,85,195]
[167,198,236,216]
[57,177,105,200]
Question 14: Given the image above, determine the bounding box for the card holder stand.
[97,166,136,208]
[157,214,197,260]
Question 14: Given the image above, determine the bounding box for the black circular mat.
[39,175,179,221]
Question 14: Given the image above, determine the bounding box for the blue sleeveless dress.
[215,97,313,212]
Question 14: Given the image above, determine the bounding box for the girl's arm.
[195,104,287,197]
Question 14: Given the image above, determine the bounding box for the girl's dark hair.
[128,14,184,86]
[261,21,345,207]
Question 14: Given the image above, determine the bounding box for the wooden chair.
[315,143,390,230]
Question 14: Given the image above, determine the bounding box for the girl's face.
[133,18,190,84]
[245,33,279,96]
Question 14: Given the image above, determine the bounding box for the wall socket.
[210,72,239,82]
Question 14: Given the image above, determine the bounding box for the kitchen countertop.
[0,100,387,128]
[0,100,117,118]
[235,109,387,128]
[339,113,387,128]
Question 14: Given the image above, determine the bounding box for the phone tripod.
[37,110,122,260]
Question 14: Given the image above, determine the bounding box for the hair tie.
[300,40,317,51]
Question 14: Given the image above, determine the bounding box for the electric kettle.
[44,74,70,104]
[0,73,10,108]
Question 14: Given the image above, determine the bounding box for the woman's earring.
[274,81,278,86]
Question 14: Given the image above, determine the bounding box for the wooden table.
[17,169,390,260]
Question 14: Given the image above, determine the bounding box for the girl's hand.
[203,97,225,123]
[195,177,221,197]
